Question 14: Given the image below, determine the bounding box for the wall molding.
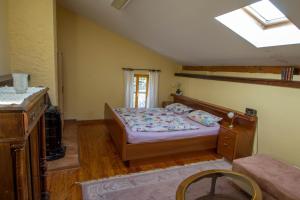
[182,66,300,75]
[175,73,300,89]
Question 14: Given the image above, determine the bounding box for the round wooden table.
[176,169,262,200]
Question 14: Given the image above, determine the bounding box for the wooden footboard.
[104,103,127,160]
[126,135,218,160]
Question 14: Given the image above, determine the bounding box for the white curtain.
[124,70,135,108]
[147,71,160,108]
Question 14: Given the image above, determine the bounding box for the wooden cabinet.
[0,89,49,200]
[217,127,237,160]
[218,124,256,161]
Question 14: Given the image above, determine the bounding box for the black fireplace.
[45,106,66,161]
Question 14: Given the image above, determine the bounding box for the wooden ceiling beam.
[175,73,300,89]
[182,66,300,75]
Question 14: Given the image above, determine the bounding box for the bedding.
[114,107,220,144]
[188,110,223,127]
[125,123,220,144]
[115,108,201,132]
[165,103,194,114]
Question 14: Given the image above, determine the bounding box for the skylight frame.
[215,0,300,48]
[243,0,290,28]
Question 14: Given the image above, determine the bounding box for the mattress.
[114,109,220,144]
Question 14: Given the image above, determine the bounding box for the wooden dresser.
[0,88,49,200]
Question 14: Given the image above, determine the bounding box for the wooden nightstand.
[162,101,173,108]
[217,123,255,161]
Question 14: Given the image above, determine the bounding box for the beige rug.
[81,159,231,200]
[81,159,234,200]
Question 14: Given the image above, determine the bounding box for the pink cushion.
[233,154,300,200]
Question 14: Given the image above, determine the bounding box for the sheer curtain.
[124,70,135,108]
[147,71,160,108]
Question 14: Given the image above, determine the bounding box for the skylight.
[215,0,300,48]
[244,0,289,27]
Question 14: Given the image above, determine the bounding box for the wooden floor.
[48,121,80,171]
[47,122,221,200]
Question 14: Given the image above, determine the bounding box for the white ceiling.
[59,0,300,66]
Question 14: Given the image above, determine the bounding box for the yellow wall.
[8,0,58,104]
[177,70,300,167]
[57,7,178,120]
[0,0,10,75]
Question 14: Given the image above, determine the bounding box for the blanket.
[114,108,200,132]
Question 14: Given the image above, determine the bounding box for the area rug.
[81,159,233,200]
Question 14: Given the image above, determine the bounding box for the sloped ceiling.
[59,0,300,66]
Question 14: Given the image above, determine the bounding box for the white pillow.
[188,110,222,127]
[165,103,194,114]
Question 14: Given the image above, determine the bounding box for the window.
[124,70,159,108]
[133,74,149,108]
[215,0,300,47]
[244,0,289,28]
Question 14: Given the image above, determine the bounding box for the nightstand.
[162,101,173,108]
[217,123,255,161]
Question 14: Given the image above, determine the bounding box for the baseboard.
[64,119,107,125]
[64,119,77,123]
[76,119,108,125]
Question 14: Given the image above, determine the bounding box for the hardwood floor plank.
[47,122,221,199]
[47,121,80,171]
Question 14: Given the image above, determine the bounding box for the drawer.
[217,130,236,160]
[25,98,45,131]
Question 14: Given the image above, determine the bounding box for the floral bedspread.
[114,108,201,132]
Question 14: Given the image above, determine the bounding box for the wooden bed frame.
[104,94,257,163]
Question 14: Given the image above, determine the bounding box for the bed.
[104,94,257,164]
[113,108,220,144]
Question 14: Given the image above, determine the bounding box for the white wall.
[8,0,58,104]
[57,7,178,120]
[0,0,10,75]
[177,70,300,167]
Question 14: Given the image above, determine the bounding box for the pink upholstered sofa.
[233,154,300,200]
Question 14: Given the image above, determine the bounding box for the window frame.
[134,74,149,108]
[243,2,290,29]
[215,1,300,48]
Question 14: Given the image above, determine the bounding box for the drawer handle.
[224,136,231,139]
[223,143,229,146]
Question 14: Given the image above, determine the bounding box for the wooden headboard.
[0,74,13,87]
[171,94,257,128]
